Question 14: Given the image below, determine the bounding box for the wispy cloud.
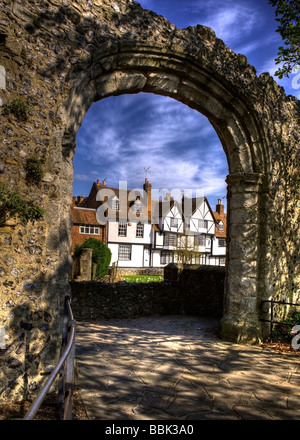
[177,0,263,47]
[74,93,227,198]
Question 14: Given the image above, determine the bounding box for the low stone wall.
[70,264,225,321]
[70,281,180,320]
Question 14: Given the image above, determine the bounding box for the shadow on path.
[75,315,300,420]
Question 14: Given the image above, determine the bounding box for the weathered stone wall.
[71,281,178,320]
[70,264,225,320]
[0,0,299,402]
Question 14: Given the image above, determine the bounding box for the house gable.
[183,197,216,235]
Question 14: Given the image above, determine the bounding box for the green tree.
[173,233,203,265]
[74,238,112,279]
[269,0,300,78]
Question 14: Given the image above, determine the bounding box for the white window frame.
[111,199,120,211]
[133,200,142,214]
[170,217,178,228]
[118,221,127,237]
[218,238,226,247]
[136,222,144,238]
[161,250,173,264]
[198,219,208,229]
[119,244,131,261]
[164,233,177,247]
[79,225,100,235]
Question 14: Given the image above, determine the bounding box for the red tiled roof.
[71,207,100,226]
[77,181,151,223]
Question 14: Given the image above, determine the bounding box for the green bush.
[25,156,45,184]
[0,183,44,225]
[74,238,111,279]
[272,311,300,341]
[3,98,30,121]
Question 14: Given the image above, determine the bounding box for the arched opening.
[73,93,228,258]
[71,92,228,321]
[59,42,269,343]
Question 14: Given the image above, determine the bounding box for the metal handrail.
[260,299,300,341]
[23,296,76,420]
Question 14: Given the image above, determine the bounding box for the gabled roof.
[77,181,150,223]
[182,196,216,222]
[152,198,174,217]
[71,206,100,226]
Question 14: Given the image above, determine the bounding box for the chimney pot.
[216,199,224,214]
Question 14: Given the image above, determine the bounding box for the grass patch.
[121,275,164,283]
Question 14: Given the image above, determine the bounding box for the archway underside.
[65,47,269,176]
[62,46,271,343]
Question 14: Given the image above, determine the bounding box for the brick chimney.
[216,199,224,214]
[143,178,152,222]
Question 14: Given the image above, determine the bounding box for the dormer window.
[111,198,120,210]
[132,197,142,214]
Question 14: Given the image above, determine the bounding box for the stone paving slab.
[75,315,300,420]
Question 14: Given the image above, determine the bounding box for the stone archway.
[0,1,298,401]
[61,42,271,344]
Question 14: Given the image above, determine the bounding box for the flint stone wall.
[70,264,225,320]
[0,0,299,402]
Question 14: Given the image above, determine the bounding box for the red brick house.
[211,199,227,266]
[71,195,106,253]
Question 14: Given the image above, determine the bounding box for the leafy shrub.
[74,238,111,279]
[3,98,30,121]
[0,183,44,225]
[272,311,300,341]
[25,156,45,184]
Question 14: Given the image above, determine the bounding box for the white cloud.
[75,93,227,198]
[180,0,263,48]
[74,173,92,181]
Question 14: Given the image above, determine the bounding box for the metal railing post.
[260,299,300,341]
[270,298,274,341]
[23,296,76,420]
[62,297,76,420]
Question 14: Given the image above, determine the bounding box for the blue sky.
[73,0,299,210]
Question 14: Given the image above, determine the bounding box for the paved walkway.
[75,315,300,420]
